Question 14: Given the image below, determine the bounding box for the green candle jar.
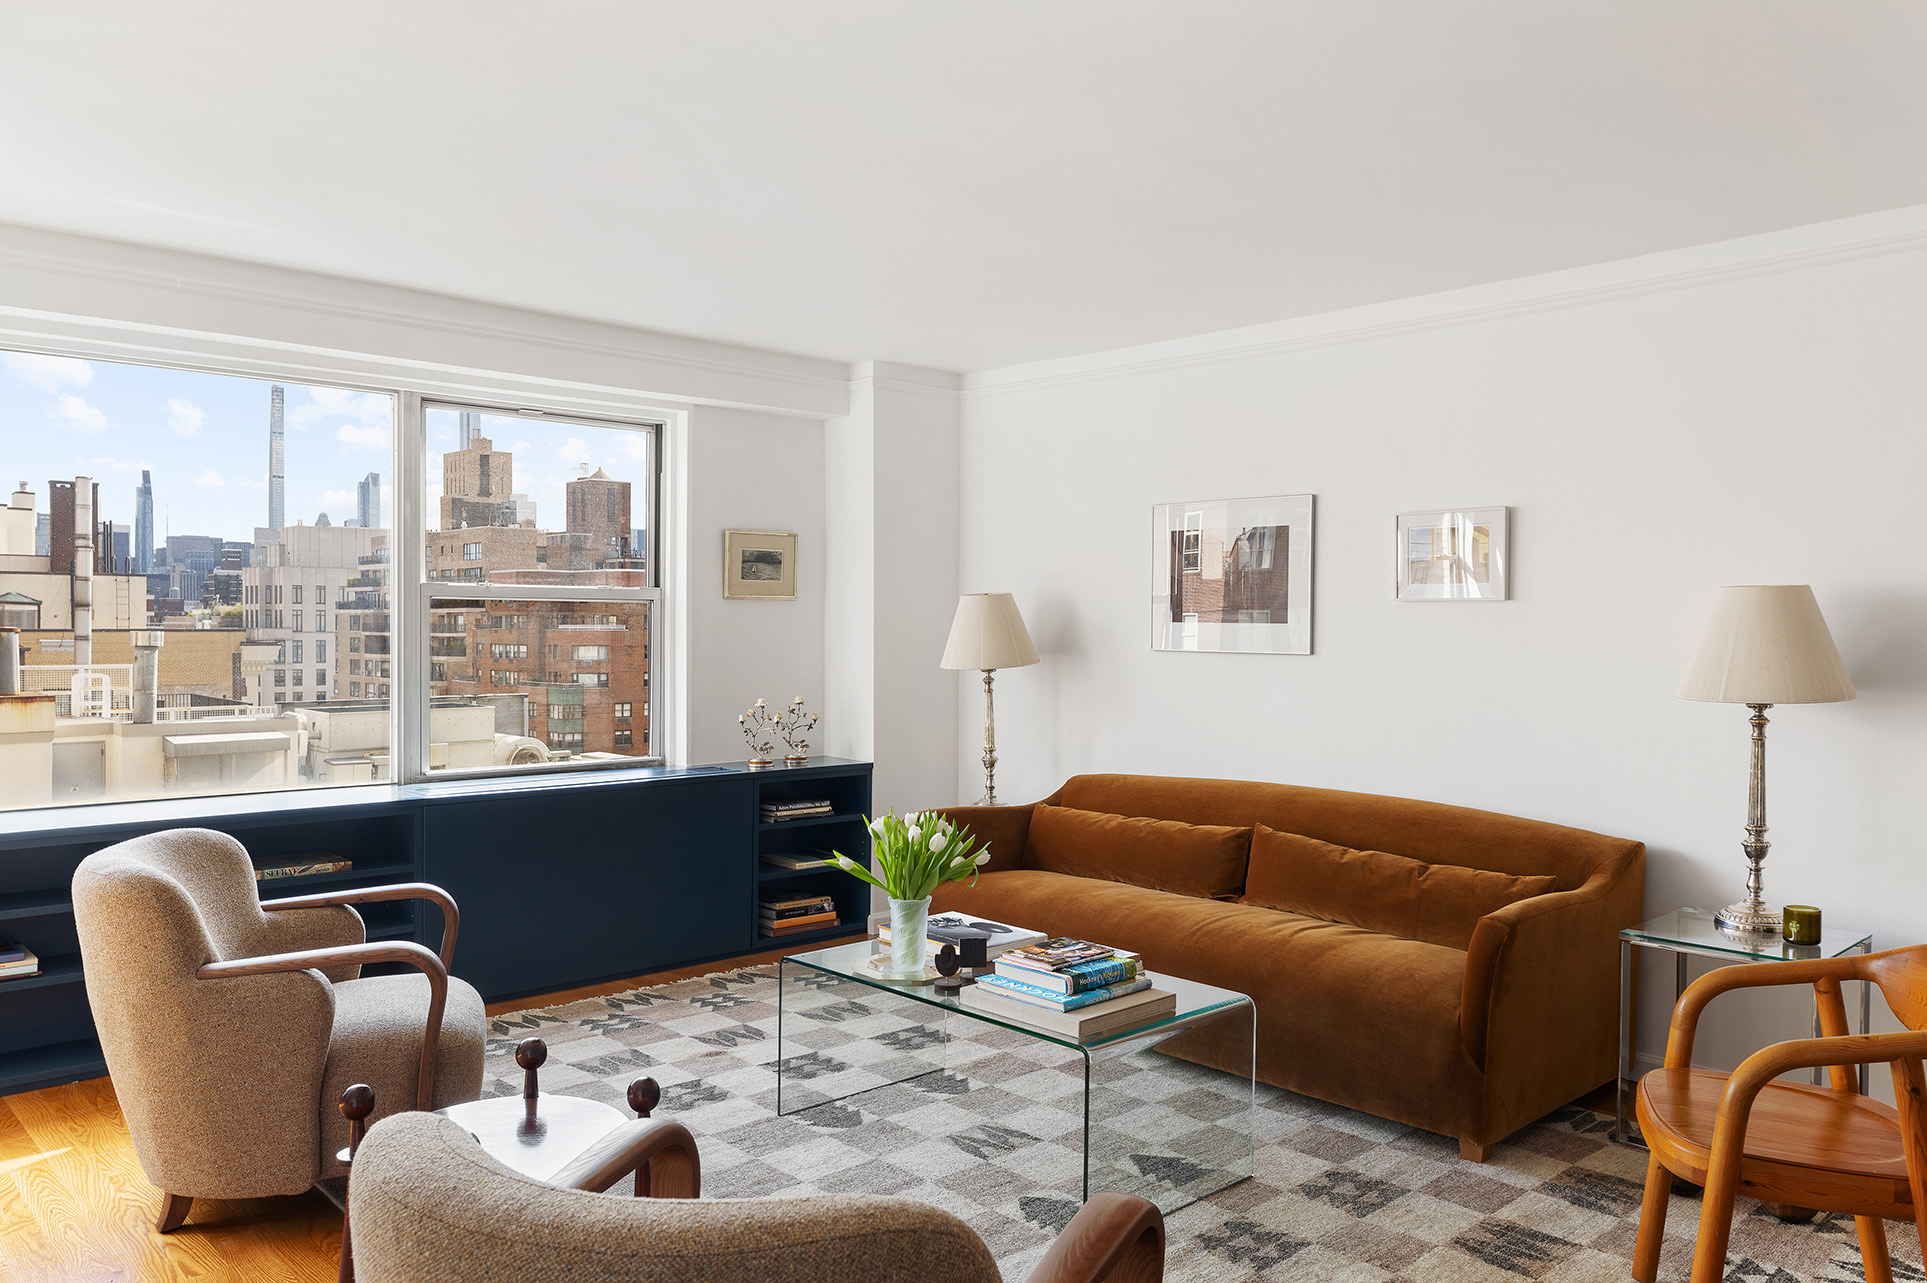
[1783,905,1822,946]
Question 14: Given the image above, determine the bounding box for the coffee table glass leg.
[1616,940,1632,1145]
[1083,998,1255,1214]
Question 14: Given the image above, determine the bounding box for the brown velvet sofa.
[931,774,1645,1160]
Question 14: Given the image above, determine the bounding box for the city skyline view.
[0,348,655,550]
[0,349,393,544]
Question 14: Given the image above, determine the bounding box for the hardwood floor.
[0,939,858,1283]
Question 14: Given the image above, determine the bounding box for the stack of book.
[760,892,838,936]
[0,941,41,982]
[761,798,834,823]
[960,937,1175,1039]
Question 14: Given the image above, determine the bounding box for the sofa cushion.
[1243,824,1557,950]
[1022,803,1250,900]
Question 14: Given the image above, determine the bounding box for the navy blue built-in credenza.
[0,757,872,1095]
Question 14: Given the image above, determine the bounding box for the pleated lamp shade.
[1677,585,1856,705]
[941,593,1040,671]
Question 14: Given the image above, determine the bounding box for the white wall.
[957,210,1927,1082]
[686,405,828,765]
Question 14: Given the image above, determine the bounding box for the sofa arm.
[932,804,1036,875]
[1459,844,1644,1141]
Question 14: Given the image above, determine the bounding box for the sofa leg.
[157,1192,193,1233]
[1459,1138,1494,1163]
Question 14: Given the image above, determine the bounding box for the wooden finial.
[516,1037,547,1101]
[628,1076,661,1119]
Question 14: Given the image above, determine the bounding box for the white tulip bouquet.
[830,810,989,902]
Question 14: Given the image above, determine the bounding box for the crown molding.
[847,360,964,400]
[0,222,850,419]
[962,205,1927,399]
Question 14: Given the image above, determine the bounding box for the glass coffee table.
[777,939,1255,1213]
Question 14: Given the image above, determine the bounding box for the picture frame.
[723,529,798,599]
[1395,507,1508,601]
[1151,494,1314,654]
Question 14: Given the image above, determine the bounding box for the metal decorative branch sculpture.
[738,699,778,766]
[773,697,819,764]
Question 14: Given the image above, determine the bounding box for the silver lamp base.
[1715,900,1783,937]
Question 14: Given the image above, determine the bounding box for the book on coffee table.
[877,913,1046,959]
[958,982,1177,1041]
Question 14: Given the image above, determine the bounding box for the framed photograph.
[724,529,797,599]
[1152,494,1314,654]
[1395,507,1508,601]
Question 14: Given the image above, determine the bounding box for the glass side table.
[1616,907,1873,1144]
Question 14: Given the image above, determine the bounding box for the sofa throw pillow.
[1023,804,1252,901]
[1243,824,1558,950]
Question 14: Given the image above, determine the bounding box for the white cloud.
[558,437,591,464]
[235,474,268,490]
[57,396,110,433]
[78,455,145,473]
[319,488,354,508]
[509,440,530,453]
[337,423,391,450]
[291,386,392,430]
[167,398,205,437]
[191,469,225,488]
[4,352,93,392]
[621,432,651,461]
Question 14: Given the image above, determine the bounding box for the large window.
[0,346,662,808]
[419,403,658,773]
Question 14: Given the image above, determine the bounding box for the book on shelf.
[760,799,834,821]
[760,851,832,871]
[974,971,1152,1012]
[993,954,1139,994]
[959,983,1176,1041]
[0,942,41,981]
[254,856,352,881]
[762,911,839,934]
[760,893,835,916]
[759,893,836,913]
[761,903,835,924]
[876,913,1047,959]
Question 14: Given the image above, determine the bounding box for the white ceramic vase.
[888,895,931,977]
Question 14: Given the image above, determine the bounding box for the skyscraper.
[268,384,286,530]
[357,471,381,529]
[135,468,154,572]
[458,411,481,450]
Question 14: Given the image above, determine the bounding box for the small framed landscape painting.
[1151,493,1314,654]
[1395,507,1508,601]
[724,529,798,599]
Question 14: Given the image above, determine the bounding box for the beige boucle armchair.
[71,827,486,1232]
[348,1110,1167,1283]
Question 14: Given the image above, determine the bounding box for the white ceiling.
[3,2,1925,372]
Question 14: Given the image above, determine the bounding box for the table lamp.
[941,593,1040,805]
[1677,585,1855,935]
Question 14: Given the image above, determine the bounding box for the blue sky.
[0,350,652,547]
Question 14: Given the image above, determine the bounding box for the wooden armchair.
[71,827,486,1231]
[1633,944,1927,1283]
[348,1108,1166,1283]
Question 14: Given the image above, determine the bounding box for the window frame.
[399,394,664,781]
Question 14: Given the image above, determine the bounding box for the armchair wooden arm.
[1663,952,1870,1070]
[261,881,461,968]
[552,1118,702,1198]
[198,941,449,1110]
[1024,1192,1165,1283]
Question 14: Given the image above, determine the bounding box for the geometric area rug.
[485,967,1922,1282]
